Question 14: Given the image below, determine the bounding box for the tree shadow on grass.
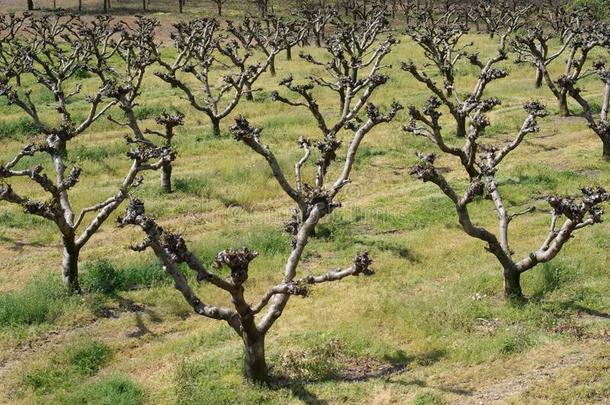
[270,348,470,403]
[558,301,610,320]
[0,235,56,251]
[93,294,163,338]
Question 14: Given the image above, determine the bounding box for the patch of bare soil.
[338,355,407,382]
[0,320,100,384]
[0,300,159,382]
[272,341,408,388]
[455,352,587,405]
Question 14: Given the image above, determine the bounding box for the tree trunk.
[456,115,466,138]
[245,82,253,101]
[143,0,146,10]
[315,33,321,48]
[27,0,34,10]
[161,161,173,193]
[103,0,107,13]
[61,242,81,294]
[243,334,268,384]
[603,137,610,161]
[179,0,183,13]
[535,67,543,88]
[503,269,523,299]
[269,55,276,77]
[558,92,569,117]
[211,118,221,137]
[217,1,222,16]
[286,45,292,61]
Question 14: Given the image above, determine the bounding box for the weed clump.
[81,260,169,294]
[0,275,67,327]
[276,339,344,381]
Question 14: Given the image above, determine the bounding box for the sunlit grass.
[0,11,608,405]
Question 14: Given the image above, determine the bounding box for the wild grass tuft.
[23,339,113,395]
[275,339,343,382]
[59,375,143,405]
[134,105,166,120]
[81,260,121,294]
[81,259,169,294]
[175,354,279,404]
[69,340,112,375]
[0,117,38,140]
[0,275,67,327]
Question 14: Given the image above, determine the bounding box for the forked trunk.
[603,138,610,161]
[456,115,466,138]
[535,68,543,88]
[269,55,276,77]
[503,269,523,299]
[558,93,570,117]
[245,82,254,101]
[61,242,80,294]
[211,118,221,137]
[243,334,268,384]
[161,161,173,193]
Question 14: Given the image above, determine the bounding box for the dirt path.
[455,351,587,404]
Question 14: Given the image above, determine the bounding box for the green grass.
[81,259,169,294]
[0,117,38,140]
[0,210,47,229]
[69,340,112,375]
[0,8,608,405]
[23,339,113,395]
[134,105,166,121]
[0,275,68,327]
[58,375,143,405]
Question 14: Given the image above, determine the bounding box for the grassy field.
[0,6,609,405]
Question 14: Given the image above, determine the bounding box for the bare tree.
[538,0,572,44]
[155,18,278,136]
[512,12,606,116]
[211,0,228,16]
[0,13,29,86]
[469,0,532,39]
[340,0,388,20]
[251,0,270,18]
[87,17,184,193]
[117,106,393,383]
[559,60,610,159]
[118,14,401,381]
[272,9,402,227]
[142,111,184,192]
[227,15,302,78]
[404,7,521,139]
[406,98,608,298]
[294,5,337,48]
[0,14,173,292]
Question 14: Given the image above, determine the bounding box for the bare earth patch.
[458,351,587,404]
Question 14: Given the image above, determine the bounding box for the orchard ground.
[0,2,609,404]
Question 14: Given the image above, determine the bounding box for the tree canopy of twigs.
[0,14,173,292]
